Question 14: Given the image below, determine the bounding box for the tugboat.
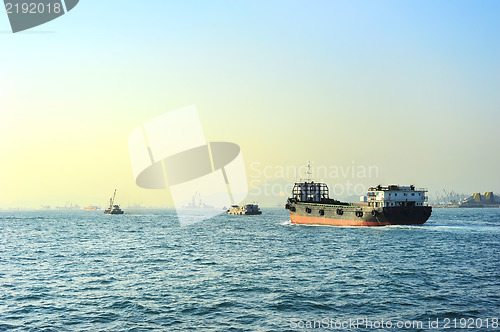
[104,189,124,215]
[227,204,262,215]
[285,166,431,226]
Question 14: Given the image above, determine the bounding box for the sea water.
[0,208,499,331]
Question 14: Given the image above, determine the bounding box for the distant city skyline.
[1,1,499,208]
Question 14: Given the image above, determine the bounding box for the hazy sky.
[1,1,499,208]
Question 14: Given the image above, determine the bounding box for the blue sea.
[1,208,499,331]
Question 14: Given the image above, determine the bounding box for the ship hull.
[104,210,124,215]
[287,202,431,226]
[227,211,262,215]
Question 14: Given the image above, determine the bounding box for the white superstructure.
[365,185,428,208]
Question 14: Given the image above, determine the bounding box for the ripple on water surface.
[0,208,499,331]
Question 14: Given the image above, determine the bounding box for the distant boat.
[84,205,101,210]
[55,203,80,210]
[227,204,262,215]
[104,189,124,215]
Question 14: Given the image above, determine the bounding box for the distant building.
[459,192,500,207]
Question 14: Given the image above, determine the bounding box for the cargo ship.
[285,182,431,226]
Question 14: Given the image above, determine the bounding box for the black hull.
[286,202,431,226]
[104,210,124,215]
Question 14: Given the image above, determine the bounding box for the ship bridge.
[366,185,428,208]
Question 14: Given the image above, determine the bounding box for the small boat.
[227,204,262,215]
[104,189,124,215]
[84,205,101,210]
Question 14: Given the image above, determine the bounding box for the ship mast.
[306,161,312,182]
[298,161,313,183]
[110,189,117,207]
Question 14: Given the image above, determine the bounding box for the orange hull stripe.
[290,214,390,227]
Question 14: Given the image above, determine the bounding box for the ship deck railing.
[293,201,363,209]
[293,201,431,208]
[369,187,428,192]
